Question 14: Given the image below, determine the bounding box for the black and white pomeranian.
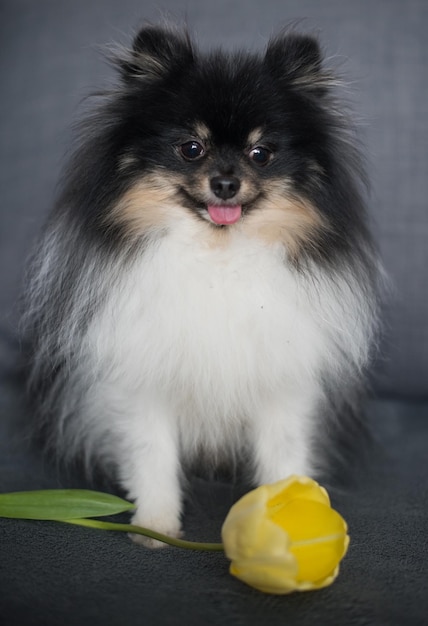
[25,25,379,545]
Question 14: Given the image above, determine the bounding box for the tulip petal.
[270,499,349,583]
[265,475,330,512]
[229,556,299,594]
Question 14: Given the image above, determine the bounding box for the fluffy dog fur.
[24,25,379,545]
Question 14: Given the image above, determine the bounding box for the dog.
[24,24,379,546]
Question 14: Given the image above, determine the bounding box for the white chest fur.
[74,217,373,523]
[87,223,344,453]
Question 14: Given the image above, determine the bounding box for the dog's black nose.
[210,176,241,200]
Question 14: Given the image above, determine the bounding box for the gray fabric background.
[1,0,428,397]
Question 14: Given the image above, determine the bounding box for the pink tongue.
[207,205,242,225]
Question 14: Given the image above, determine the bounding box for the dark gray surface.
[0,0,428,395]
[1,385,428,626]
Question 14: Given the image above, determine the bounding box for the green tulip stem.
[64,518,225,551]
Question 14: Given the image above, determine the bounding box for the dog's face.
[164,123,272,226]
[97,27,359,260]
[119,121,273,226]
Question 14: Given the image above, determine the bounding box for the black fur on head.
[58,25,374,275]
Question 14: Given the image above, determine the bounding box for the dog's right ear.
[119,25,194,82]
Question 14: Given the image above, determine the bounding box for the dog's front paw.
[129,511,183,549]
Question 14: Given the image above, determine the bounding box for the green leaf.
[0,489,135,520]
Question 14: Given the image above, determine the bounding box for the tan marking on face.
[239,181,326,260]
[247,127,264,147]
[109,173,325,257]
[193,122,211,143]
[109,173,231,248]
[109,173,188,236]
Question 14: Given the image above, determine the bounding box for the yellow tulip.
[221,475,349,594]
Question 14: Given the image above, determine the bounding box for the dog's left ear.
[265,33,331,95]
[119,25,194,82]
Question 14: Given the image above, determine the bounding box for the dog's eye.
[179,141,205,161]
[248,146,273,166]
